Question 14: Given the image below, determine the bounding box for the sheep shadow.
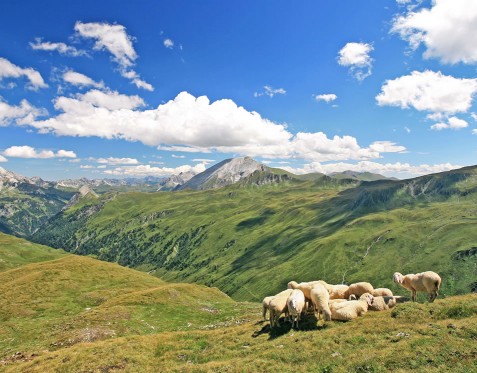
[252,313,327,340]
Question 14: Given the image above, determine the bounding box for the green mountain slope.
[0,182,75,237]
[31,166,477,301]
[0,232,67,272]
[0,234,244,361]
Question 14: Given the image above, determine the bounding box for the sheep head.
[393,272,404,284]
[360,293,374,306]
[287,281,298,289]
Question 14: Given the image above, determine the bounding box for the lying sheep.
[346,282,374,299]
[287,289,306,328]
[310,284,331,321]
[330,293,374,321]
[269,289,293,327]
[393,271,442,302]
[325,284,350,299]
[368,296,397,311]
[372,288,393,297]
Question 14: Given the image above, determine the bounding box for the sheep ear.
[367,295,374,306]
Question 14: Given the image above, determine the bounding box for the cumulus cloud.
[314,94,337,103]
[0,155,7,162]
[63,70,104,88]
[337,42,374,81]
[74,21,153,91]
[254,85,286,98]
[163,39,174,49]
[282,160,462,178]
[392,0,477,64]
[2,145,76,159]
[21,91,405,163]
[0,99,46,126]
[376,70,477,114]
[0,57,48,90]
[104,163,206,177]
[471,113,477,122]
[30,38,88,57]
[430,116,468,131]
[96,157,139,165]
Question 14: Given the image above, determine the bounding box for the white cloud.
[80,165,94,169]
[96,157,139,165]
[163,39,174,49]
[0,155,7,162]
[404,126,411,133]
[172,154,186,158]
[74,21,137,67]
[472,129,477,135]
[472,113,477,121]
[314,94,337,103]
[254,85,286,98]
[282,160,462,178]
[0,57,47,90]
[376,70,477,114]
[192,158,215,164]
[392,0,477,64]
[74,21,153,91]
[337,42,374,81]
[0,99,46,126]
[3,145,76,159]
[104,163,206,177]
[63,70,104,88]
[30,38,87,57]
[24,91,405,163]
[430,116,468,131]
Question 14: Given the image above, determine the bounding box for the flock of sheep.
[263,271,442,328]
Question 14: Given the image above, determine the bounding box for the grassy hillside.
[1,234,476,372]
[0,232,67,272]
[4,294,477,372]
[0,234,247,363]
[31,166,477,301]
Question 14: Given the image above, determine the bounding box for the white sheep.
[346,282,374,299]
[372,288,393,297]
[268,289,293,327]
[262,296,274,320]
[325,284,350,299]
[330,293,374,321]
[368,296,397,311]
[393,271,442,302]
[287,289,306,328]
[309,284,331,321]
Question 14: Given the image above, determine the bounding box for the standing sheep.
[262,296,274,320]
[269,289,293,328]
[287,289,306,328]
[330,293,374,321]
[393,271,441,302]
[310,284,331,321]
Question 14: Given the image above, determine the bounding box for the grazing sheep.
[368,296,397,311]
[287,281,315,303]
[310,284,331,321]
[330,293,374,321]
[346,282,374,299]
[373,288,393,297]
[287,289,306,328]
[393,271,442,302]
[262,296,274,320]
[269,289,293,327]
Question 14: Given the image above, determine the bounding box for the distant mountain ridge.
[329,170,398,182]
[177,157,289,190]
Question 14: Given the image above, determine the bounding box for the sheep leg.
[411,290,417,302]
[263,306,268,320]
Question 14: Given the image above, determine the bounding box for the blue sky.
[1,0,476,180]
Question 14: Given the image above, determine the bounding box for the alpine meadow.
[1,0,477,372]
